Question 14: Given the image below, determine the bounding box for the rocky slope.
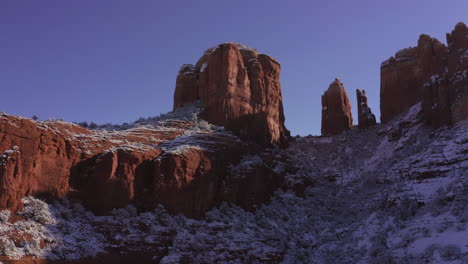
[0,104,466,264]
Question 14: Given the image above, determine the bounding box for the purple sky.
[0,1,466,135]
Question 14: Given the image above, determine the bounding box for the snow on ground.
[0,104,467,263]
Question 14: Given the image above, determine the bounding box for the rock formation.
[0,43,295,219]
[173,65,199,109]
[380,35,448,123]
[0,116,83,212]
[356,89,376,129]
[381,22,468,128]
[0,113,287,218]
[173,43,290,146]
[321,78,353,135]
[421,22,468,128]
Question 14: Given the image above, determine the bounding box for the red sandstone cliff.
[0,109,287,218]
[173,43,290,146]
[321,78,353,135]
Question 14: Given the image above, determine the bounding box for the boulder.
[173,43,290,146]
[356,89,376,129]
[321,78,353,135]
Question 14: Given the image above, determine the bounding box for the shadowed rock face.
[356,89,376,129]
[444,22,468,125]
[321,78,353,135]
[173,64,199,109]
[380,36,448,124]
[381,22,468,127]
[173,43,290,146]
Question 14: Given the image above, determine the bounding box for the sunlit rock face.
[381,22,468,127]
[0,112,287,219]
[321,78,353,135]
[173,43,290,146]
[0,115,85,212]
[0,114,185,213]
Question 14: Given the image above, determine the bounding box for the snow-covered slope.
[0,103,467,263]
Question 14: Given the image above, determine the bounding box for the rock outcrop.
[150,134,284,218]
[71,147,162,214]
[356,89,376,129]
[173,43,290,146]
[173,65,199,109]
[321,78,353,135]
[381,22,468,127]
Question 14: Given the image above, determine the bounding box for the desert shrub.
[19,197,56,224]
[0,237,19,257]
[440,244,462,260]
[88,122,98,129]
[0,210,10,223]
[77,121,88,128]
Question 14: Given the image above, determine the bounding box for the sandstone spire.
[356,89,376,129]
[321,78,353,135]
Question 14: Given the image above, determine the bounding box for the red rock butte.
[173,43,290,146]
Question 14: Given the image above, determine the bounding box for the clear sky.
[0,1,466,135]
